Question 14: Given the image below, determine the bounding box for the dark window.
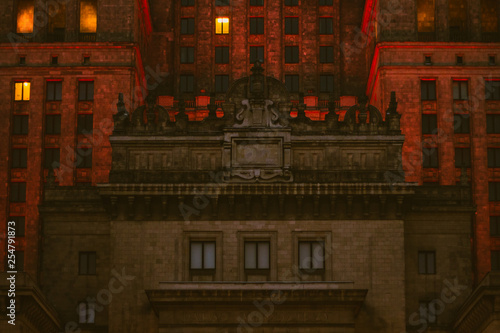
[319,18,333,34]
[492,250,500,271]
[422,114,437,134]
[453,114,470,134]
[181,18,195,34]
[79,252,96,275]
[46,115,61,135]
[319,0,333,5]
[250,46,264,63]
[76,147,92,169]
[8,216,25,237]
[423,147,439,168]
[77,114,93,134]
[78,81,94,101]
[215,75,229,93]
[83,56,90,65]
[424,55,432,65]
[13,115,29,135]
[285,0,298,5]
[298,241,325,270]
[490,216,500,236]
[11,251,24,272]
[319,46,334,63]
[419,301,437,324]
[51,56,58,65]
[455,148,471,168]
[46,81,62,101]
[215,0,229,5]
[215,46,229,64]
[250,17,264,35]
[285,75,299,93]
[179,75,195,93]
[489,182,500,201]
[190,241,216,269]
[285,17,299,35]
[320,75,334,93]
[12,149,27,168]
[44,148,60,169]
[418,251,436,274]
[487,114,500,134]
[285,46,299,63]
[489,55,496,66]
[421,80,436,100]
[19,56,26,65]
[180,47,194,64]
[456,55,464,65]
[489,148,500,167]
[10,183,26,203]
[244,241,270,269]
[250,0,264,5]
[453,80,468,100]
[486,80,500,100]
[181,0,195,5]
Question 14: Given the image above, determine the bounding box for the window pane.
[204,242,215,269]
[15,251,24,271]
[257,242,270,269]
[17,0,34,33]
[312,242,324,269]
[245,242,257,269]
[299,242,311,269]
[88,253,96,274]
[460,82,468,99]
[427,253,435,274]
[190,242,202,269]
[79,253,88,274]
[80,0,97,33]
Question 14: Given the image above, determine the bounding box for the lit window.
[419,301,437,324]
[486,80,500,100]
[298,241,324,270]
[245,241,270,270]
[78,301,95,324]
[455,148,471,168]
[190,241,216,269]
[15,82,30,101]
[422,147,439,168]
[80,0,97,34]
[12,149,27,169]
[421,80,436,100]
[46,115,61,135]
[216,17,229,34]
[79,252,96,275]
[17,0,34,34]
[452,80,468,100]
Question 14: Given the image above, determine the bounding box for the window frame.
[285,74,299,93]
[46,81,62,101]
[490,216,500,237]
[422,147,439,168]
[319,74,334,93]
[215,17,229,34]
[452,80,469,100]
[44,148,60,169]
[492,250,500,271]
[453,114,470,134]
[215,46,230,64]
[455,148,471,168]
[298,240,325,271]
[319,17,333,35]
[418,251,436,274]
[422,114,437,135]
[190,241,216,271]
[249,17,264,35]
[10,182,26,203]
[180,47,195,64]
[489,182,500,201]
[78,81,94,102]
[11,148,27,169]
[179,74,195,94]
[77,114,93,135]
[8,216,25,237]
[45,114,61,135]
[487,114,500,134]
[76,147,92,169]
[250,46,264,63]
[215,75,229,93]
[285,45,299,64]
[12,115,29,135]
[285,17,299,35]
[181,17,195,35]
[244,241,270,271]
[421,80,436,101]
[14,81,31,101]
[419,300,437,324]
[485,80,500,100]
[79,251,96,275]
[319,46,334,63]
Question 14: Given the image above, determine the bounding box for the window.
[424,55,432,65]
[453,114,470,134]
[181,0,195,6]
[298,241,324,270]
[417,0,435,39]
[78,114,93,134]
[250,46,264,63]
[190,241,216,269]
[244,241,270,270]
[51,56,58,65]
[482,0,499,41]
[179,75,195,93]
[250,17,264,35]
[492,250,500,271]
[490,55,496,66]
[486,80,500,100]
[80,0,97,34]
[285,46,299,63]
[455,148,471,168]
[83,56,91,65]
[180,47,194,64]
[10,183,26,203]
[449,0,468,41]
[320,75,334,93]
[319,18,333,34]
[319,46,334,63]
[215,46,229,64]
[45,115,61,135]
[78,301,95,324]
[419,301,437,324]
[319,0,333,5]
[490,216,500,236]
[15,82,30,101]
[250,0,264,5]
[419,252,436,274]
[423,147,439,168]
[285,75,299,93]
[76,147,92,169]
[487,114,500,134]
[19,56,26,65]
[456,55,464,65]
[46,81,62,101]
[421,80,436,100]
[12,149,27,169]
[489,148,500,167]
[79,252,96,275]
[489,182,500,201]
[422,114,437,134]
[44,148,60,169]
[78,81,94,101]
[215,75,229,93]
[285,0,298,5]
[181,18,195,34]
[8,217,25,237]
[215,0,229,6]
[285,17,299,35]
[13,115,29,135]
[215,17,229,34]
[453,80,468,100]
[17,0,34,34]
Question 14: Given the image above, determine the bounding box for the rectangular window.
[419,301,437,324]
[78,302,95,324]
[12,149,27,169]
[418,251,436,274]
[489,182,500,201]
[285,75,299,93]
[453,114,470,134]
[190,241,216,269]
[80,0,97,34]
[486,80,500,100]
[180,47,194,64]
[417,0,435,40]
[181,0,195,6]
[320,75,334,93]
[285,17,299,35]
[490,216,500,236]
[453,80,468,100]
[179,75,195,93]
[215,75,229,93]
[422,114,437,134]
[244,241,270,270]
[46,81,62,101]
[215,0,229,6]
[449,0,468,41]
[215,17,229,34]
[319,0,333,5]
[298,241,324,270]
[319,46,334,63]
[492,250,500,271]
[455,148,471,168]
[15,82,31,101]
[45,115,61,135]
[250,17,264,35]
[76,147,92,169]
[13,115,29,135]
[77,114,93,134]
[79,251,96,275]
[17,0,34,34]
[489,148,500,168]
[250,0,264,5]
[285,0,298,5]
[8,216,25,237]
[487,114,500,134]
[319,18,333,34]
[285,46,299,63]
[482,0,499,41]
[250,46,264,63]
[78,81,94,101]
[215,46,229,64]
[181,18,195,34]
[10,183,26,203]
[421,80,436,100]
[44,148,60,169]
[423,147,439,168]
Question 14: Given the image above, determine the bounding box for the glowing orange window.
[17,0,34,34]
[15,82,31,101]
[215,18,229,34]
